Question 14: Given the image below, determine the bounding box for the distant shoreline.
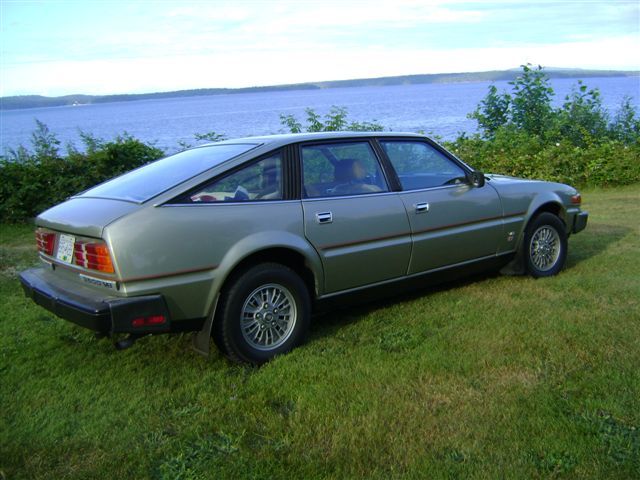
[1,68,638,111]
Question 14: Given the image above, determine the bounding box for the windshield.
[78,144,257,202]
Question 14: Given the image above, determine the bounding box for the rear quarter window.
[188,153,283,203]
[79,144,257,202]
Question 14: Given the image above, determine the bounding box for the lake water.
[1,76,638,154]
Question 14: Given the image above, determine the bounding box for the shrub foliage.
[0,123,163,222]
[460,64,640,186]
[1,66,639,223]
[279,106,384,133]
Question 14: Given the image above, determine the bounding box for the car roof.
[205,131,427,149]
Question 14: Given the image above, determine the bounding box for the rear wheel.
[213,263,311,364]
[524,212,568,278]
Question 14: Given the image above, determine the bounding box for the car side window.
[380,141,466,190]
[301,142,389,198]
[189,153,283,202]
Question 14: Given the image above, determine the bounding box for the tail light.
[73,241,115,273]
[35,229,115,274]
[36,229,55,256]
[570,193,582,205]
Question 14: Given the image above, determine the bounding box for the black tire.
[213,263,311,365]
[524,212,568,278]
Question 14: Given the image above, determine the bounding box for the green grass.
[1,185,639,479]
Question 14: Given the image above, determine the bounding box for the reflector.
[131,315,166,328]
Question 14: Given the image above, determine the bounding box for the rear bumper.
[573,211,588,234]
[19,267,172,335]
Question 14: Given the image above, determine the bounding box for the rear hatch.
[37,197,140,238]
[35,197,141,280]
[33,143,260,279]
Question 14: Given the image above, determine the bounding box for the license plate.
[56,234,75,263]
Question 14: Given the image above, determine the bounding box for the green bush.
[458,64,640,186]
[468,85,511,139]
[468,64,639,146]
[0,126,163,223]
[280,106,384,133]
[446,132,640,187]
[610,96,640,144]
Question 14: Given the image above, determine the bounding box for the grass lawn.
[1,185,639,479]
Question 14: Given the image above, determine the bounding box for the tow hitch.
[114,334,144,350]
[94,331,143,350]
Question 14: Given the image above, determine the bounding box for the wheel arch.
[523,187,568,223]
[529,201,566,225]
[192,233,323,357]
[217,231,322,295]
[220,247,318,301]
[501,194,567,276]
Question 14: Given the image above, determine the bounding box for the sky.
[1,0,639,97]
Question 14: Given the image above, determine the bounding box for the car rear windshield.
[78,144,257,202]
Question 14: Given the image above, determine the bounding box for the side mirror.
[468,171,485,188]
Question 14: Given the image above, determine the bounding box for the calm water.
[1,76,638,154]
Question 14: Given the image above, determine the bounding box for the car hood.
[485,173,537,184]
[36,197,140,239]
[486,173,574,193]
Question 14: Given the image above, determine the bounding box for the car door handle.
[415,202,430,214]
[316,211,333,224]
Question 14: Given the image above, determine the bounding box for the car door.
[378,139,503,274]
[299,140,412,293]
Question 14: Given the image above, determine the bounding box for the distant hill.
[1,68,638,111]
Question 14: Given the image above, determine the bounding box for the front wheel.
[213,263,311,364]
[524,212,568,278]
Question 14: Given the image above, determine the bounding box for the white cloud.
[2,34,638,97]
[1,0,638,96]
[164,0,485,26]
